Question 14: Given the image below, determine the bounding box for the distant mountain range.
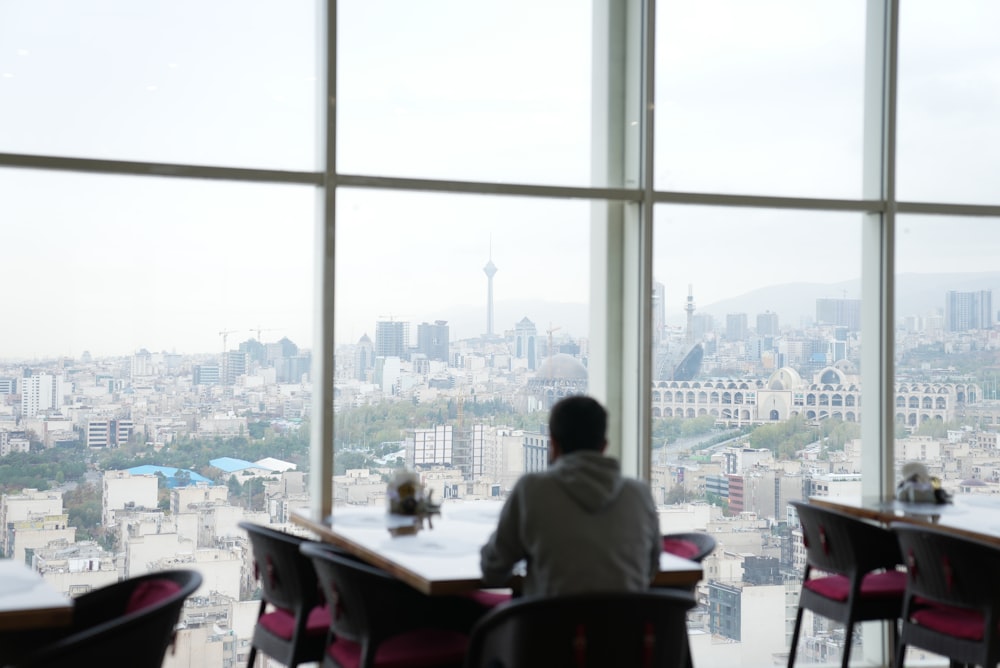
[436,272,1000,342]
[692,272,1000,328]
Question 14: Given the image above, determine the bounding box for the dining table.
[807,493,1000,546]
[0,560,72,633]
[291,500,703,596]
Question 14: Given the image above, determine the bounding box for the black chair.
[463,588,696,668]
[662,531,717,564]
[12,569,201,668]
[893,522,1000,668]
[788,501,907,668]
[240,521,330,668]
[300,541,470,668]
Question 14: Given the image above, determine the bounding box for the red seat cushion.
[464,590,512,609]
[125,579,182,614]
[259,604,330,640]
[911,602,986,641]
[803,570,907,602]
[327,628,468,668]
[662,538,702,560]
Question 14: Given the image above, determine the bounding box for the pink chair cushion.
[464,590,512,608]
[259,604,331,640]
[327,628,468,668]
[662,538,702,560]
[911,602,986,641]
[803,570,907,602]
[125,579,182,615]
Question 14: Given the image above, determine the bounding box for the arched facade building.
[651,362,979,426]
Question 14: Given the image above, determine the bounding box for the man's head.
[548,395,607,462]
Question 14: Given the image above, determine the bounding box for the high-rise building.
[223,350,248,385]
[238,338,267,363]
[452,423,485,480]
[375,319,409,359]
[515,317,538,370]
[354,333,374,381]
[692,314,714,340]
[193,364,220,385]
[87,418,134,448]
[726,313,748,341]
[406,425,453,467]
[945,290,993,332]
[416,320,449,362]
[277,354,312,384]
[652,281,666,343]
[131,349,153,377]
[20,373,66,418]
[816,298,862,331]
[756,311,779,337]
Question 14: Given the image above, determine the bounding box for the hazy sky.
[2,0,999,361]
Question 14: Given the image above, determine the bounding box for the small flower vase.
[387,470,424,515]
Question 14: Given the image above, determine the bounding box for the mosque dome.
[767,367,803,391]
[536,354,588,381]
[833,359,858,375]
[818,366,847,386]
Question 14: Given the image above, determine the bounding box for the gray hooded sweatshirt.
[480,450,661,597]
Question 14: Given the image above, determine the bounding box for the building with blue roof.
[126,465,214,488]
[209,457,278,482]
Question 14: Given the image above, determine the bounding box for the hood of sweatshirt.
[551,450,624,513]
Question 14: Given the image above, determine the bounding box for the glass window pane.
[1,170,314,358]
[653,205,862,664]
[893,214,997,665]
[894,216,996,454]
[0,1,319,170]
[655,1,867,198]
[334,189,590,496]
[337,1,594,187]
[1,169,315,658]
[897,1,1000,204]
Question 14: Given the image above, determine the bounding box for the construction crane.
[218,329,237,353]
[546,323,562,359]
[249,326,279,342]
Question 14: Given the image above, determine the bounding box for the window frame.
[5,0,1000,525]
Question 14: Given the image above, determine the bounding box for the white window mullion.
[311,0,336,519]
[590,0,648,478]
[860,1,898,665]
[860,0,898,502]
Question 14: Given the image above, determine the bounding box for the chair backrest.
[791,501,902,578]
[464,589,696,668]
[893,522,1000,615]
[662,531,717,563]
[16,569,202,668]
[240,521,323,614]
[300,541,436,646]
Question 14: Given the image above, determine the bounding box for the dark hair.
[548,395,607,454]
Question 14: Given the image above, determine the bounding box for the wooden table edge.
[0,604,73,632]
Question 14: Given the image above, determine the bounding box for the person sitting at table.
[480,395,662,597]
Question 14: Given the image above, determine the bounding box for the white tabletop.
[0,559,73,632]
[810,494,1000,547]
[292,500,703,595]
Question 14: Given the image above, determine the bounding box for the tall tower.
[685,284,696,345]
[484,249,498,338]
